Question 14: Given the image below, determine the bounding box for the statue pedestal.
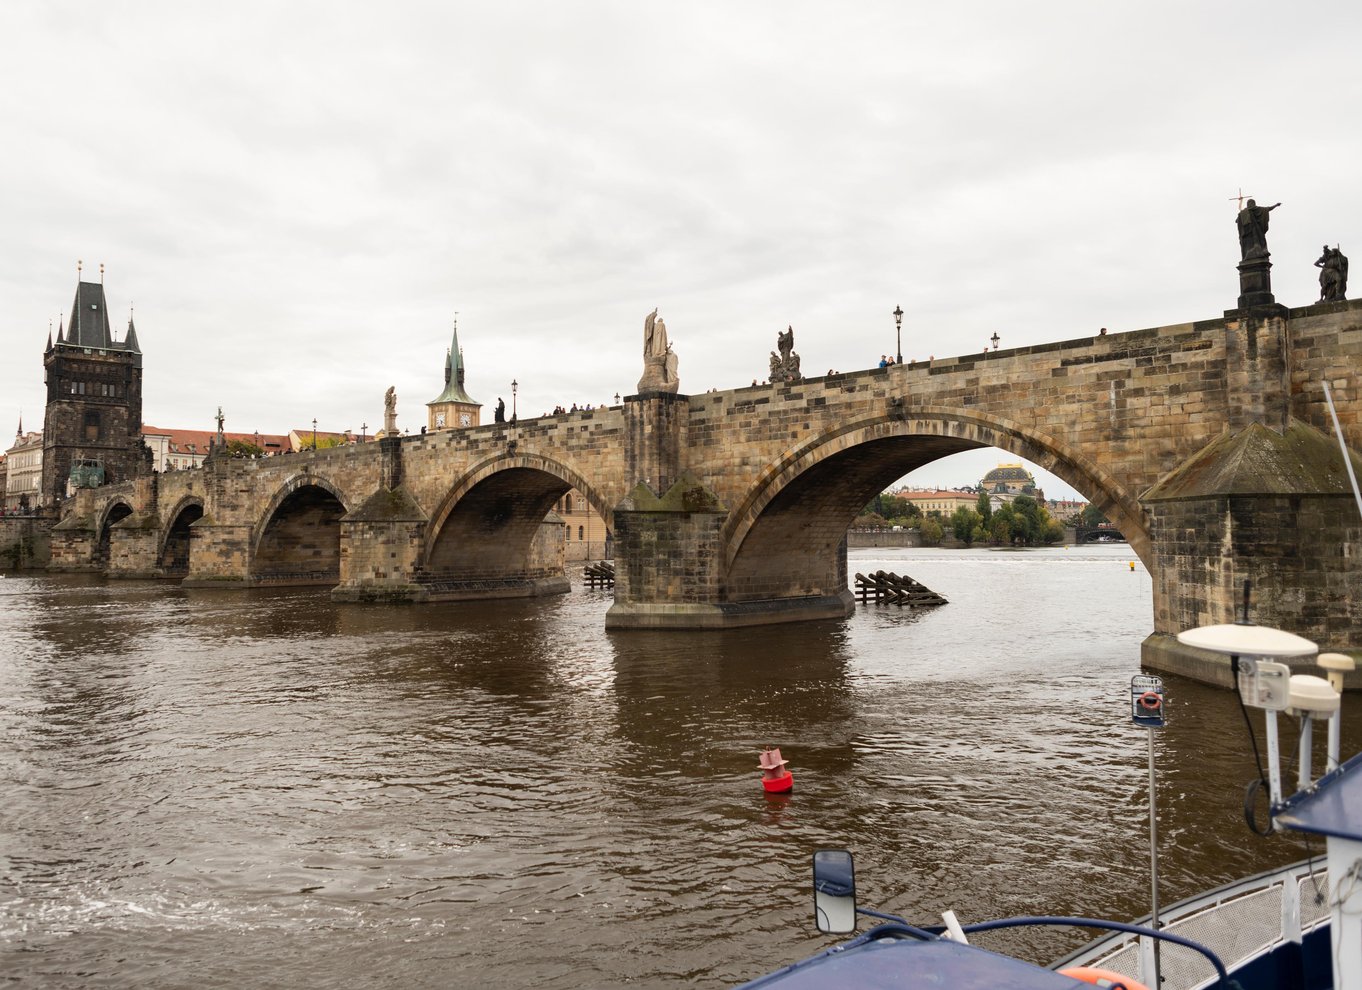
[636,352,679,394]
[1236,255,1276,309]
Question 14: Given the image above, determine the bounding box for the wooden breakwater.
[583,560,615,588]
[853,570,947,607]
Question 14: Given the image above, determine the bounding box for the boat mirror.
[812,849,856,934]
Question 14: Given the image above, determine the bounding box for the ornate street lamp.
[991,332,1000,351]
[893,305,904,364]
[312,417,317,450]
[361,422,367,443]
[614,392,621,405]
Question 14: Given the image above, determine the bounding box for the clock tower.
[426,317,481,432]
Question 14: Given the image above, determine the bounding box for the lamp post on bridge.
[361,422,367,443]
[893,305,903,365]
[991,332,1000,351]
[312,417,317,451]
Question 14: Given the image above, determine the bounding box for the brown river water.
[2,544,1358,988]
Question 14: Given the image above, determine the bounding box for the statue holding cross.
[1236,197,1281,262]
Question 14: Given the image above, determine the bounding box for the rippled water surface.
[2,545,1357,988]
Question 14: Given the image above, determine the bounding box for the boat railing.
[1051,859,1330,990]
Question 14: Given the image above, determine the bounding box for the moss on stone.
[344,485,428,522]
[1145,418,1362,500]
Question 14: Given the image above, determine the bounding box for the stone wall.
[0,516,53,570]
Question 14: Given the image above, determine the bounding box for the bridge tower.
[426,317,481,432]
[41,273,149,508]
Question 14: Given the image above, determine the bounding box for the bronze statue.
[1315,245,1349,302]
[1236,199,1281,261]
[494,397,506,423]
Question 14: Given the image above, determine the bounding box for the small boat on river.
[736,618,1360,990]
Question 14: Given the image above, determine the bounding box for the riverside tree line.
[857,491,1109,548]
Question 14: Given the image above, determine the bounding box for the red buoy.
[759,747,793,793]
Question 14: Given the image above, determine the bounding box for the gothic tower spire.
[426,313,480,430]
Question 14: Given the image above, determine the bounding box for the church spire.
[427,313,478,407]
[451,314,467,387]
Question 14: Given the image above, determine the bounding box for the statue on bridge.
[384,386,397,434]
[1315,245,1349,302]
[637,308,680,394]
[769,325,802,384]
[1236,198,1281,261]
[494,397,506,423]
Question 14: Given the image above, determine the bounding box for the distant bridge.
[1074,526,1127,544]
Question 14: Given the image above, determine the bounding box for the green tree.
[951,506,982,547]
[226,439,264,458]
[1080,503,1110,528]
[976,490,992,525]
[919,518,944,547]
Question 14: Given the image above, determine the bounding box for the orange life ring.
[1137,691,1162,712]
[1058,965,1149,990]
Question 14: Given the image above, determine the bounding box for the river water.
[2,544,1357,988]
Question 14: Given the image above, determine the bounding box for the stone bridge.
[52,298,1362,680]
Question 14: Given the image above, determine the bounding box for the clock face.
[459,413,471,426]
[435,413,446,428]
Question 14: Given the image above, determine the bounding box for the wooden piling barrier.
[584,561,615,588]
[854,570,946,607]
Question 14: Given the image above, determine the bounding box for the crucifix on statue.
[1229,188,1253,211]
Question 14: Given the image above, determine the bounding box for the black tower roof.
[59,280,141,360]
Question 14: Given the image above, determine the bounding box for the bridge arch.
[157,495,205,576]
[94,497,136,567]
[423,453,610,582]
[721,408,1149,603]
[251,474,352,585]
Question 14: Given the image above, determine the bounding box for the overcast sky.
[4,3,1359,501]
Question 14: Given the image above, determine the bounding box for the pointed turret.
[56,316,65,344]
[427,318,478,406]
[426,316,481,430]
[124,314,141,353]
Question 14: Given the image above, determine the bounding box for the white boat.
[737,623,1359,990]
